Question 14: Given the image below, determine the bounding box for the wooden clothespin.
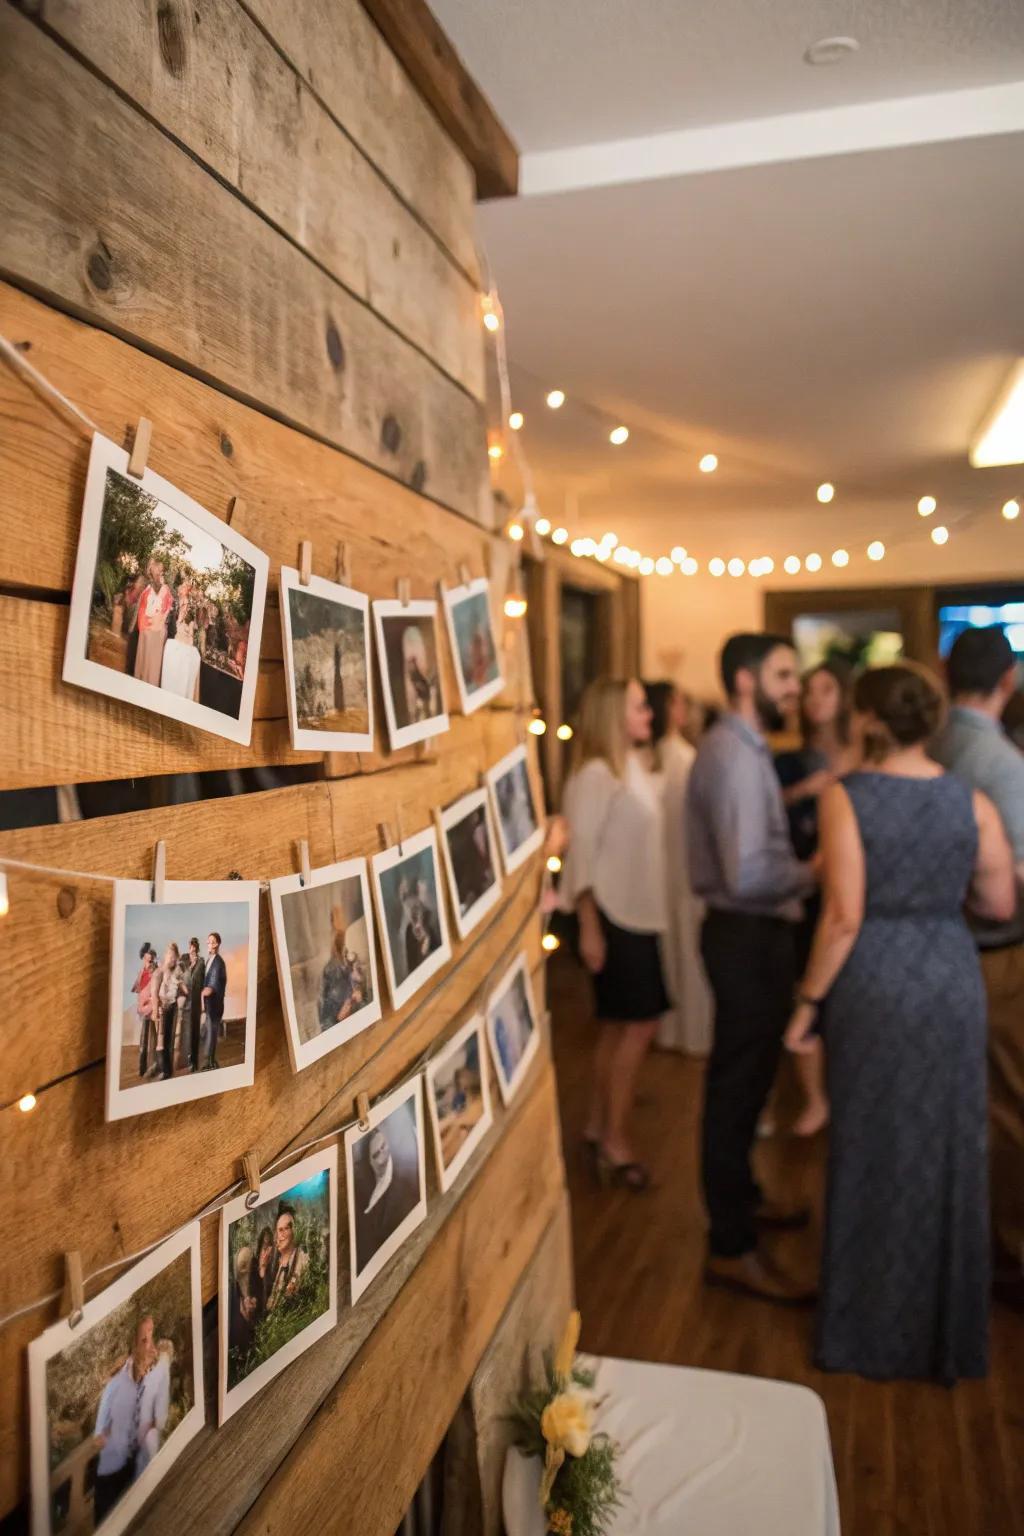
[356,1092,371,1131]
[127,417,152,480]
[297,838,311,889]
[377,821,393,850]
[394,801,404,855]
[63,1250,85,1328]
[226,495,244,527]
[337,542,351,589]
[299,540,313,586]
[241,1149,261,1209]
[151,840,166,904]
[458,561,472,588]
[396,577,411,606]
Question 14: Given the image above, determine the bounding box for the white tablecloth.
[503,1355,840,1535]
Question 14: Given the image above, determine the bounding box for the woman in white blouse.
[562,677,670,1189]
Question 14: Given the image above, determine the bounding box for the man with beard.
[687,633,817,1303]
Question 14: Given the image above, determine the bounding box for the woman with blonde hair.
[562,677,670,1189]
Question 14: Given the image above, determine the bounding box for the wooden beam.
[357,0,519,200]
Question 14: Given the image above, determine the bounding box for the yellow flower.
[541,1390,594,1459]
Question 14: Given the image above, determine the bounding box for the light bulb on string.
[655,556,673,575]
[805,552,823,572]
[541,932,560,953]
[528,716,547,735]
[699,453,718,473]
[681,556,698,575]
[18,1093,36,1113]
[480,293,500,332]
[535,517,551,536]
[671,546,687,563]
[507,521,524,542]
[556,723,573,741]
[508,411,524,431]
[917,495,937,517]
[784,555,801,575]
[727,557,745,577]
[638,556,655,575]
[832,548,850,567]
[867,540,886,561]
[760,557,775,575]
[709,557,725,577]
[546,855,563,873]
[546,389,565,410]
[1002,499,1020,521]
[552,527,568,545]
[609,426,629,446]
[601,532,619,549]
[488,443,504,462]
[931,525,949,546]
[504,595,527,618]
[817,482,835,504]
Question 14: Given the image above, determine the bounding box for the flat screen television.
[937,590,1024,659]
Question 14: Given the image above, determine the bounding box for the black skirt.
[588,909,671,1023]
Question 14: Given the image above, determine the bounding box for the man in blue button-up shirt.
[688,633,817,1303]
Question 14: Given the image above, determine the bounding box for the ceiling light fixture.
[867,540,886,561]
[931,525,949,546]
[698,453,718,474]
[546,389,566,410]
[805,552,823,573]
[804,35,860,66]
[1002,498,1021,521]
[609,426,629,446]
[917,495,937,517]
[970,360,1024,467]
[816,482,835,504]
[784,555,801,574]
[508,411,524,431]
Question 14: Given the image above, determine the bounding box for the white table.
[503,1355,840,1535]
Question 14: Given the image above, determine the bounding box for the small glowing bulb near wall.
[671,546,687,562]
[805,552,823,572]
[547,855,563,873]
[483,311,500,333]
[488,443,504,462]
[867,540,886,561]
[817,482,835,504]
[609,426,629,446]
[546,389,566,409]
[18,1093,36,1114]
[931,525,949,546]
[541,932,560,953]
[551,527,568,545]
[639,556,655,575]
[535,517,552,536]
[760,557,775,575]
[709,557,725,576]
[681,556,699,575]
[508,411,524,431]
[917,495,937,517]
[1003,499,1020,521]
[832,548,850,567]
[556,723,574,741]
[507,521,524,542]
[784,555,802,574]
[699,453,718,473]
[655,556,673,575]
[0,870,8,918]
[528,716,547,735]
[504,596,528,618]
[727,557,745,577]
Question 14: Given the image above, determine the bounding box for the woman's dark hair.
[642,679,676,746]
[139,942,152,960]
[800,661,852,747]
[257,1225,274,1253]
[854,664,944,751]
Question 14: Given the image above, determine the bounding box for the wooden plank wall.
[0,3,569,1529]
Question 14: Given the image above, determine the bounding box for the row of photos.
[29,950,542,1536]
[26,434,545,1536]
[63,431,507,751]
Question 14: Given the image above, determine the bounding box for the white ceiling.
[432,1,1024,544]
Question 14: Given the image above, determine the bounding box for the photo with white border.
[370,826,452,1010]
[28,1224,204,1536]
[440,577,504,714]
[486,952,542,1107]
[438,787,503,940]
[371,597,449,750]
[278,565,373,753]
[486,744,544,874]
[425,1014,493,1193]
[345,1078,427,1303]
[218,1145,338,1423]
[63,432,269,746]
[107,879,259,1122]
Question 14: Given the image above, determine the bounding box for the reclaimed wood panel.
[32,0,484,400]
[244,0,481,282]
[0,10,490,522]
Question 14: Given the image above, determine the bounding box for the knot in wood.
[381,415,402,454]
[325,320,345,371]
[410,460,428,493]
[86,244,113,292]
[219,431,234,459]
[157,2,188,78]
[56,887,76,919]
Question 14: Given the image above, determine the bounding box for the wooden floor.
[548,955,1024,1536]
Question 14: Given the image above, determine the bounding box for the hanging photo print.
[106,879,260,1121]
[218,1146,338,1422]
[278,566,373,752]
[345,1078,427,1303]
[268,856,382,1072]
[486,744,544,874]
[370,826,452,1009]
[440,576,503,714]
[438,787,503,939]
[486,952,541,1106]
[425,1014,493,1193]
[371,597,449,750]
[28,1225,203,1536]
[63,432,269,745]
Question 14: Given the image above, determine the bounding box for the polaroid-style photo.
[63,432,268,745]
[370,826,452,1010]
[28,1225,203,1536]
[278,566,373,753]
[440,577,503,714]
[345,1078,427,1303]
[486,952,541,1107]
[425,1014,493,1192]
[371,598,449,750]
[438,788,503,940]
[268,857,382,1073]
[107,879,259,1121]
[219,1146,338,1423]
[486,744,544,874]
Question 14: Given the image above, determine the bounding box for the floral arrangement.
[510,1311,624,1536]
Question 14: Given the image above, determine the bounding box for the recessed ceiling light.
[699,453,718,474]
[804,35,860,67]
[546,389,565,409]
[970,359,1024,467]
[609,426,629,446]
[817,482,835,504]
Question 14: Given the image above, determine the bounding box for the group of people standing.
[120,559,248,698]
[131,931,227,1078]
[561,625,1023,1383]
[229,1204,311,1367]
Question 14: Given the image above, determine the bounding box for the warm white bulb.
[507,521,524,541]
[528,716,547,735]
[556,723,573,741]
[535,516,551,536]
[1002,499,1020,521]
[681,556,699,575]
[917,495,937,517]
[817,482,835,504]
[508,411,524,431]
[546,389,565,409]
[671,545,687,563]
[727,557,745,577]
[784,555,801,575]
[709,557,725,577]
[627,550,642,569]
[639,556,655,575]
[601,531,619,548]
[609,426,629,446]
[761,557,775,575]
[488,443,504,461]
[655,556,673,575]
[546,855,563,873]
[0,870,7,918]
[483,311,500,333]
[18,1093,36,1113]
[931,524,949,546]
[504,596,528,618]
[832,548,850,567]
[552,527,568,545]
[541,932,561,952]
[867,540,886,561]
[805,552,823,573]
[699,453,718,473]
[613,546,630,565]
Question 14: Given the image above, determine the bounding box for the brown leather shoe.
[754,1198,811,1231]
[704,1251,817,1306]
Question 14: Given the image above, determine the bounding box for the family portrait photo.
[28,1227,203,1536]
[439,787,503,939]
[370,827,452,1009]
[63,433,268,746]
[268,857,382,1072]
[487,744,544,873]
[106,879,260,1121]
[425,1014,493,1192]
[486,952,541,1106]
[372,598,449,750]
[441,577,503,713]
[278,567,373,752]
[218,1148,337,1422]
[345,1079,427,1302]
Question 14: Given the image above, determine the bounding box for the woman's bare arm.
[785,783,864,1052]
[969,790,1016,922]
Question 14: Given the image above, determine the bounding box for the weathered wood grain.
[243,0,481,281]
[0,10,490,522]
[31,0,484,400]
[358,0,519,200]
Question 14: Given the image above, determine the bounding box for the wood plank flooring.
[548,955,1024,1536]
